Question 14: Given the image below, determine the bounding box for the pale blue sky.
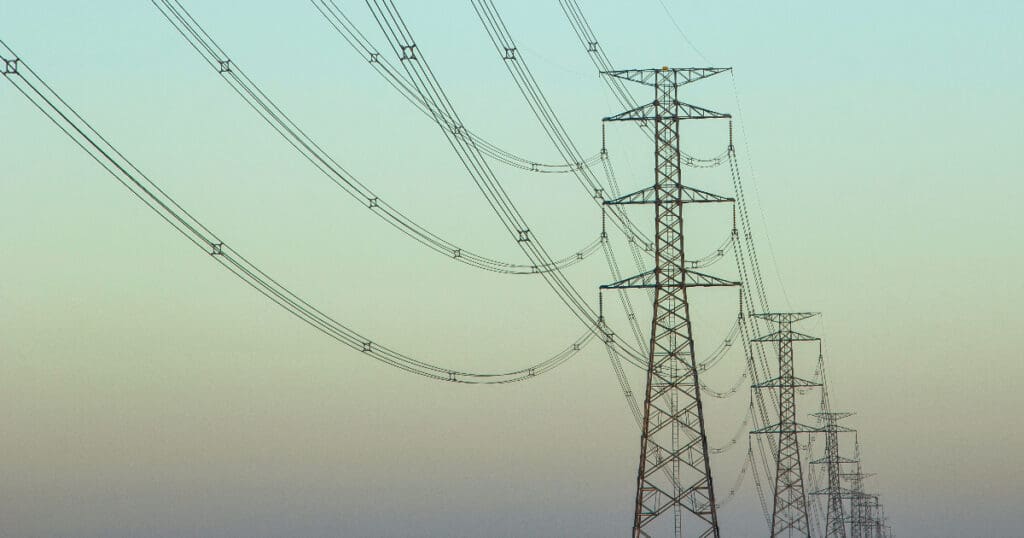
[0,1,1021,536]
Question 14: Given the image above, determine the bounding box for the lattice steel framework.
[751,312,821,537]
[843,440,878,538]
[601,67,733,538]
[810,412,856,538]
[849,494,882,538]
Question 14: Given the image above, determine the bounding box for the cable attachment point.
[2,58,18,75]
[503,47,517,61]
[593,187,604,201]
[400,44,417,61]
[367,197,379,209]
[209,242,224,256]
[586,41,598,53]
[218,59,232,74]
[452,248,462,258]
[572,343,581,351]
[368,52,381,64]
[361,341,373,353]
[516,229,530,242]
[447,371,457,382]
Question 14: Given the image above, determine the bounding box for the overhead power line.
[151,0,603,276]
[351,0,654,368]
[0,39,595,384]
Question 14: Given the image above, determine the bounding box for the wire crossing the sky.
[311,0,655,253]
[0,39,597,384]
[151,0,604,276]
[354,0,655,366]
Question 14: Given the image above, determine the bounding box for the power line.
[0,40,594,384]
[152,0,604,276]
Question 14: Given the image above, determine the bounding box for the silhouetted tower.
[751,312,821,537]
[810,411,856,537]
[841,437,875,538]
[860,495,884,536]
[840,478,872,538]
[600,66,734,537]
[868,496,889,538]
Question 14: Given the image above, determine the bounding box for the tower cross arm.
[601,269,739,289]
[751,421,822,434]
[603,100,730,122]
[604,184,734,205]
[810,455,859,465]
[752,375,822,389]
[601,67,731,87]
[812,411,855,420]
[811,486,862,497]
[753,312,819,324]
[752,329,820,342]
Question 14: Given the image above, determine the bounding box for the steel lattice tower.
[600,66,733,537]
[751,312,821,537]
[856,495,882,538]
[810,411,856,538]
[841,438,875,538]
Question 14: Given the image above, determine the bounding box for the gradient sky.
[0,1,1021,537]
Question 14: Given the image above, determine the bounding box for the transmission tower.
[600,66,733,537]
[869,497,884,538]
[750,312,821,537]
[857,495,883,538]
[840,436,875,538]
[846,491,887,538]
[810,411,856,538]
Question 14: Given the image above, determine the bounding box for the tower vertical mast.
[810,411,855,538]
[601,67,733,537]
[751,312,821,537]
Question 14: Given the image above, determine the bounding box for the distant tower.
[600,66,734,537]
[751,312,821,537]
[860,495,882,538]
[810,411,856,537]
[841,436,875,538]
